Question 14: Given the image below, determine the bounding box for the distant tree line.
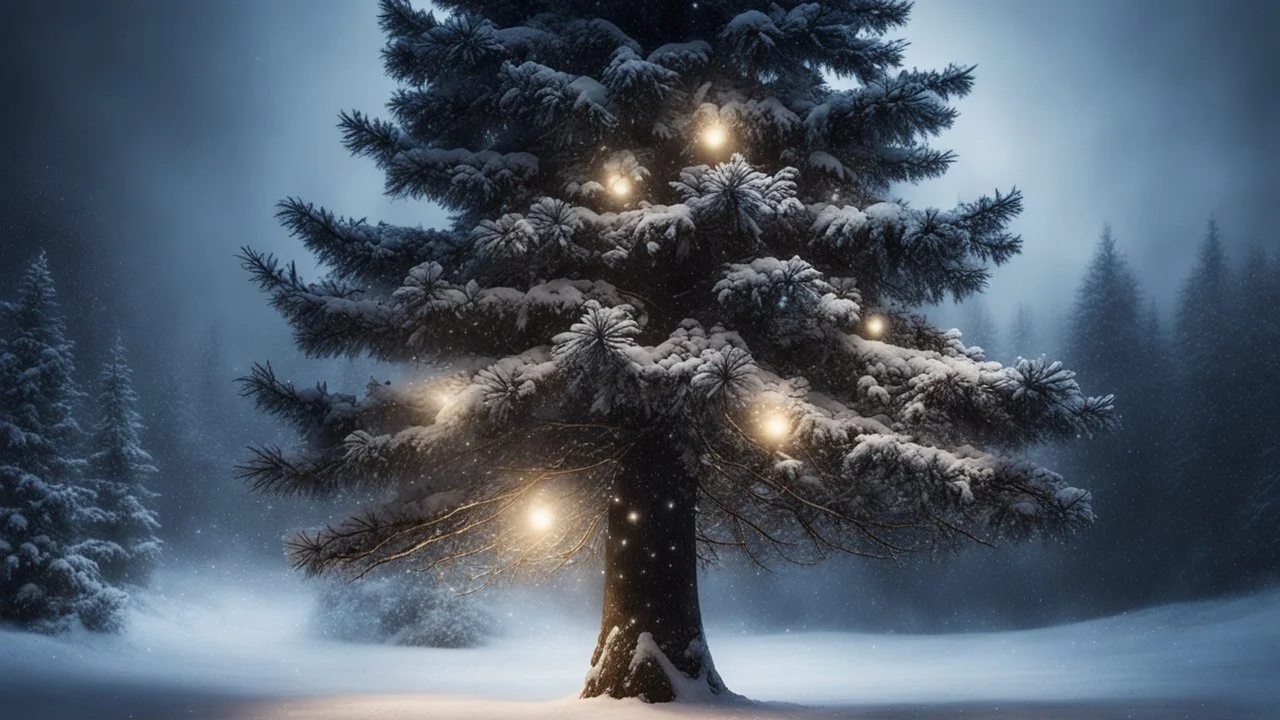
[925,218,1279,617]
[0,253,160,633]
[1052,219,1280,605]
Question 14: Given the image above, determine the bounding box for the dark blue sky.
[2,0,1277,365]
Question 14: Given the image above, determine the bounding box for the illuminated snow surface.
[0,567,1276,719]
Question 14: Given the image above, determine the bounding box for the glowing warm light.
[529,506,554,532]
[761,412,791,442]
[627,510,640,523]
[701,123,728,150]
[609,176,632,198]
[864,314,887,338]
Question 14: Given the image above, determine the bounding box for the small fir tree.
[0,253,125,633]
[84,334,161,587]
[241,0,1114,700]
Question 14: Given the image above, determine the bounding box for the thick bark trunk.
[581,429,725,702]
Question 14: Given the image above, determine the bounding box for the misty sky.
[2,0,1278,368]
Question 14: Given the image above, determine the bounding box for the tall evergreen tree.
[1172,218,1244,591]
[0,253,125,633]
[241,0,1114,700]
[1066,227,1143,392]
[1061,227,1164,606]
[84,335,161,587]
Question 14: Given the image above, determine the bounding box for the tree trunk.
[580,428,726,702]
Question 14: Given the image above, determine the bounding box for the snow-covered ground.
[0,566,1276,719]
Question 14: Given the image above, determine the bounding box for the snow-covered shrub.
[311,572,494,648]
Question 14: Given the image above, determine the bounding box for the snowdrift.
[0,567,1275,719]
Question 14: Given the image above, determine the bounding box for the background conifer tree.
[1060,227,1162,607]
[0,253,125,633]
[1229,246,1280,581]
[241,0,1114,700]
[1173,219,1245,590]
[84,335,161,587]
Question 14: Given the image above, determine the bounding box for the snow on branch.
[339,109,405,167]
[498,61,617,140]
[689,376,1096,566]
[238,362,362,444]
[552,301,640,368]
[714,256,861,342]
[807,64,972,151]
[378,0,439,85]
[393,263,636,359]
[815,334,1117,447]
[601,46,679,110]
[647,41,711,72]
[673,155,803,248]
[718,4,908,83]
[806,189,1024,306]
[239,247,407,359]
[276,197,461,286]
[468,198,594,280]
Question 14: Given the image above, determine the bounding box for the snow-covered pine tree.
[240,0,1114,701]
[0,253,126,633]
[84,334,161,587]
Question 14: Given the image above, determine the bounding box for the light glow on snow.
[528,506,554,532]
[760,412,791,443]
[864,314,887,338]
[608,176,632,198]
[701,123,728,150]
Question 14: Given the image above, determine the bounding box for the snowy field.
[0,567,1276,720]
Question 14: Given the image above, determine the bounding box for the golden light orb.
[701,124,728,150]
[529,506,554,532]
[627,510,640,523]
[761,412,791,442]
[609,176,632,198]
[864,314,887,339]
